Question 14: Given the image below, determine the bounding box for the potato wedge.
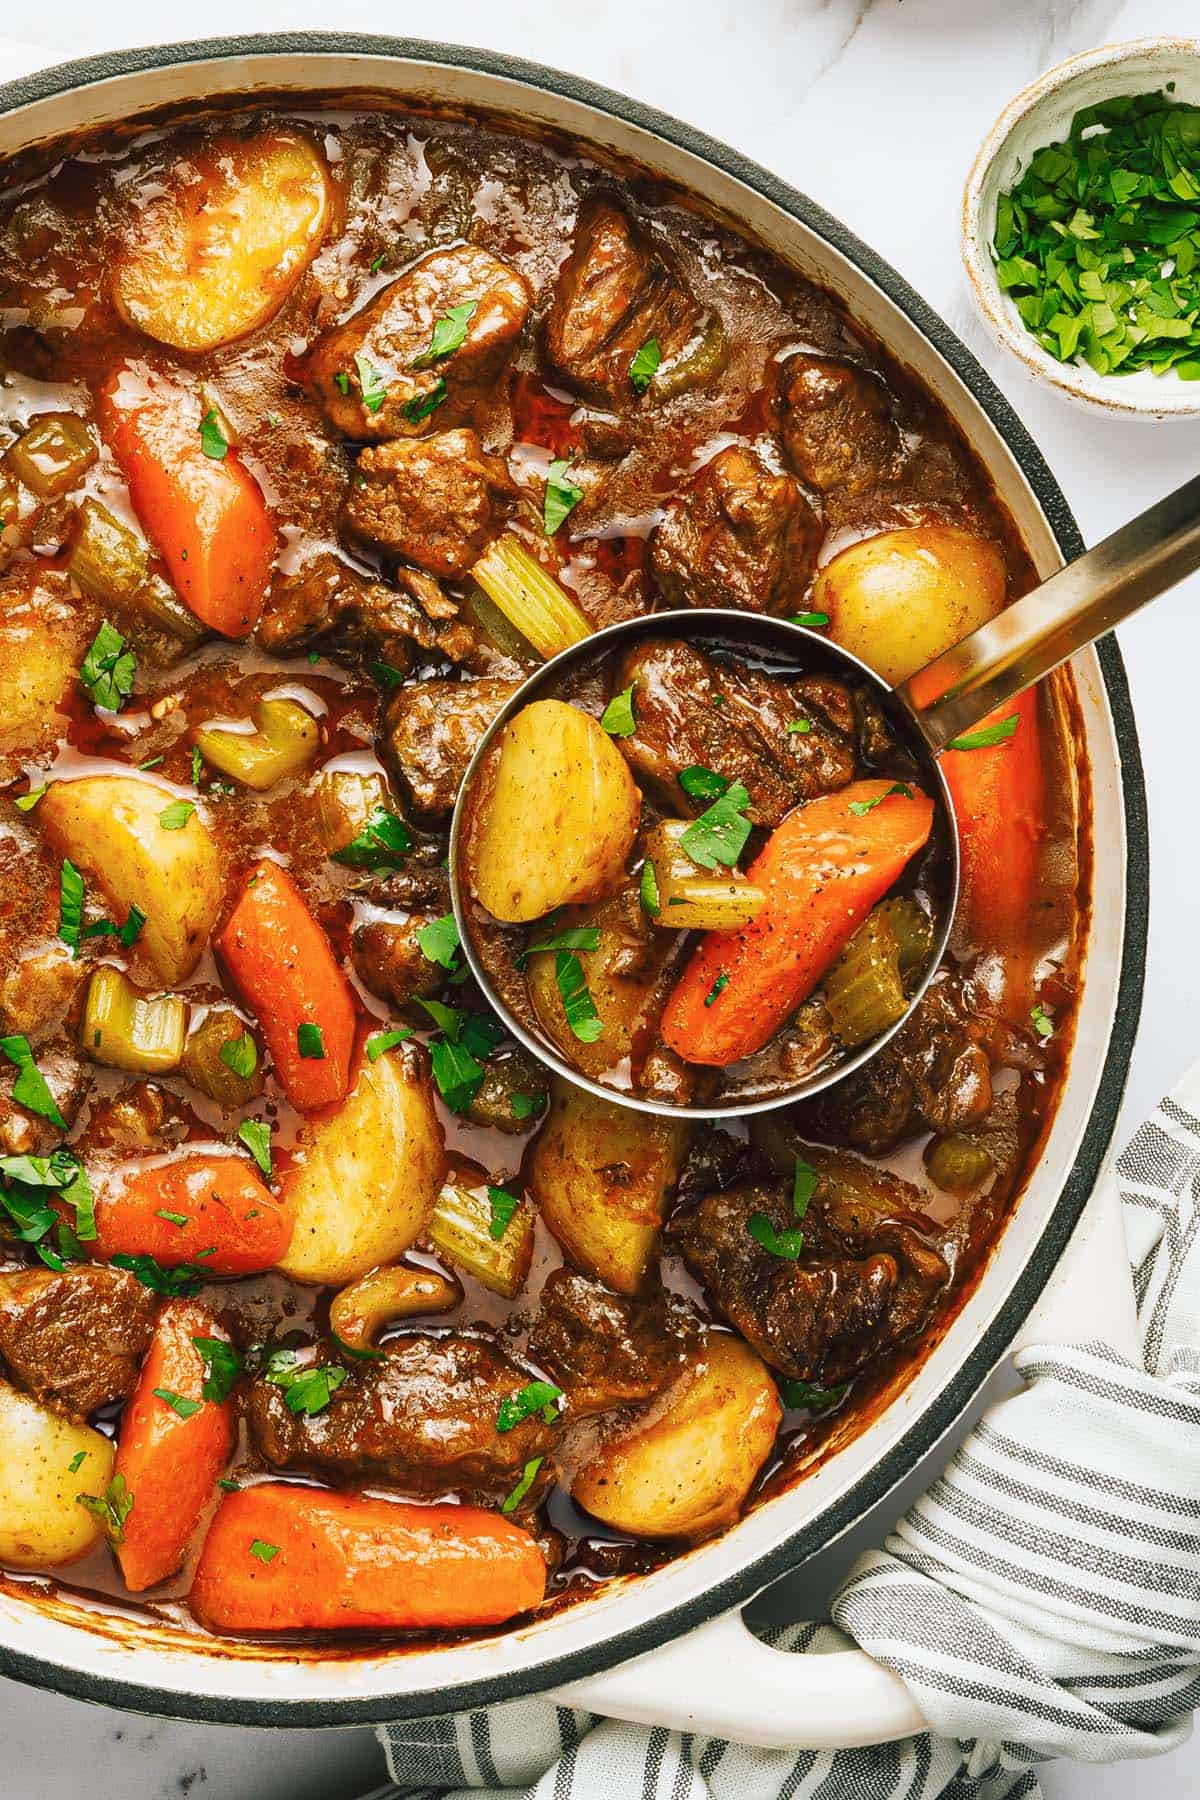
[525,890,679,1081]
[813,525,1006,686]
[279,1045,446,1285]
[0,1380,115,1567]
[0,568,90,778]
[40,775,224,985]
[527,1077,690,1293]
[467,699,640,923]
[572,1332,780,1540]
[112,130,330,352]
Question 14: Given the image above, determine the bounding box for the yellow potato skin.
[0,569,90,777]
[813,524,1006,686]
[527,1078,691,1294]
[0,1382,115,1568]
[111,130,330,352]
[40,774,224,985]
[572,1333,781,1540]
[468,699,641,923]
[278,1047,446,1286]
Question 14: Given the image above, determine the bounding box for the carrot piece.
[940,689,1044,1016]
[189,1483,547,1633]
[96,1152,292,1275]
[661,778,935,1066]
[115,1299,236,1592]
[97,362,275,639]
[216,860,357,1114]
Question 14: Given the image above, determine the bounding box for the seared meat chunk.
[307,245,532,440]
[258,552,475,668]
[341,429,511,578]
[804,974,993,1156]
[528,1270,699,1416]
[671,1161,948,1383]
[0,1265,156,1419]
[649,446,821,613]
[779,354,900,497]
[546,200,705,407]
[351,915,443,1011]
[247,1332,555,1498]
[616,639,855,827]
[385,673,520,820]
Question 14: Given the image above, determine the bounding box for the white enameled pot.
[0,34,1147,1750]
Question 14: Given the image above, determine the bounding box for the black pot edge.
[0,31,1148,1729]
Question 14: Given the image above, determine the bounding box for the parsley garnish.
[76,1473,134,1545]
[297,1022,325,1060]
[781,1378,850,1411]
[509,1090,544,1121]
[496,1379,562,1433]
[746,1212,805,1260]
[80,621,136,712]
[369,659,406,691]
[487,1185,521,1240]
[68,1450,88,1474]
[217,1477,241,1492]
[192,1336,243,1404]
[402,378,447,423]
[249,1539,280,1564]
[0,1148,95,1258]
[199,409,228,460]
[848,782,913,817]
[330,807,411,871]
[788,611,829,629]
[786,719,812,735]
[264,1348,347,1416]
[679,765,729,800]
[599,681,637,737]
[154,1387,202,1420]
[412,300,477,369]
[416,1000,503,1112]
[703,972,729,1008]
[947,714,1020,752]
[519,926,601,967]
[0,1035,67,1130]
[333,372,352,395]
[639,859,661,917]
[370,252,387,273]
[543,457,584,535]
[238,1119,273,1179]
[629,336,662,393]
[366,1028,412,1063]
[156,1209,188,1226]
[793,1157,818,1220]
[219,1033,257,1079]
[680,781,753,870]
[158,799,194,831]
[353,350,388,414]
[555,950,602,1044]
[15,784,46,812]
[111,1252,205,1297]
[501,1455,544,1515]
[1031,1002,1054,1040]
[416,913,460,970]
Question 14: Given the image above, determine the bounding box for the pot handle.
[551,1169,1137,1749]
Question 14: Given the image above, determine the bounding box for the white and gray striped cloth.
[376,1070,1200,1799]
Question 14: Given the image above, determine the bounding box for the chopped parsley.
[264,1348,347,1416]
[487,1185,521,1240]
[0,1148,95,1262]
[509,1090,544,1121]
[412,300,477,369]
[80,621,136,712]
[111,1252,204,1297]
[76,1473,134,1545]
[366,1028,412,1063]
[296,1022,325,1060]
[792,1157,819,1221]
[947,714,1020,752]
[678,765,729,800]
[680,781,753,870]
[543,457,584,536]
[0,1034,67,1130]
[158,799,195,831]
[746,1212,806,1260]
[788,611,829,629]
[353,350,389,414]
[156,1209,188,1226]
[629,336,662,393]
[192,1336,243,1404]
[402,377,447,424]
[219,1033,258,1079]
[703,972,730,1008]
[238,1119,273,1179]
[190,746,204,785]
[639,858,661,917]
[333,371,351,395]
[369,252,387,273]
[501,1455,544,1515]
[199,409,228,460]
[781,1378,849,1411]
[249,1539,280,1564]
[217,1477,241,1492]
[416,912,460,970]
[496,1380,562,1434]
[555,950,603,1044]
[330,807,411,871]
[848,782,914,817]
[786,719,812,735]
[518,926,601,967]
[153,1387,202,1420]
[599,681,637,737]
[1031,1002,1055,1040]
[68,1450,88,1474]
[369,659,406,691]
[416,999,504,1113]
[15,784,46,811]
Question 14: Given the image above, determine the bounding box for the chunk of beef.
[779,354,900,497]
[0,1264,156,1419]
[76,1081,188,1159]
[307,245,532,440]
[649,446,821,613]
[246,1332,555,1498]
[385,673,521,821]
[350,915,443,1011]
[258,552,476,668]
[671,1161,948,1383]
[528,1270,699,1417]
[803,974,993,1156]
[341,429,512,578]
[616,639,856,827]
[545,200,705,407]
[0,949,83,1042]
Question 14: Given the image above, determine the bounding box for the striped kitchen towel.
[376,1071,1200,1798]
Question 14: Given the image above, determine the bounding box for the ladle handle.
[898,471,1200,750]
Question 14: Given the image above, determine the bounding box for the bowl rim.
[0,30,1149,1727]
[962,34,1200,417]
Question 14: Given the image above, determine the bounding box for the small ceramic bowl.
[963,37,1200,420]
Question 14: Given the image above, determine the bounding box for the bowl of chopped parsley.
[964,37,1200,417]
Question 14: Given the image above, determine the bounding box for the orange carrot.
[98,362,275,639]
[189,1484,547,1633]
[115,1299,236,1592]
[661,778,935,1065]
[940,690,1044,1017]
[216,860,356,1113]
[96,1153,292,1275]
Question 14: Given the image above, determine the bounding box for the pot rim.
[0,32,1149,1727]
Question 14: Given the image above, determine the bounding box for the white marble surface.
[1,2,1199,1793]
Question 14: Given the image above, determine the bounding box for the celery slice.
[471,534,592,660]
